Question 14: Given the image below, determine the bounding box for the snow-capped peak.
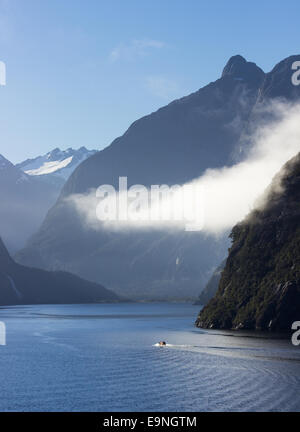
[17,147,97,181]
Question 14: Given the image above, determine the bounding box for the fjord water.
[0,303,299,412]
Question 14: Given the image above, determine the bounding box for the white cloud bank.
[67,101,300,234]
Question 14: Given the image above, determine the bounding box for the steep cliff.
[196,153,300,331]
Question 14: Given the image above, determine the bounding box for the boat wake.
[153,343,190,348]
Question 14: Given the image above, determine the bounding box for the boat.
[158,341,166,346]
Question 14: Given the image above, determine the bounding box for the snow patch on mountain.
[17,147,97,181]
[25,156,73,176]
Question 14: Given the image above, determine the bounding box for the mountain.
[0,236,121,305]
[1,148,97,253]
[0,154,62,253]
[257,55,300,102]
[63,56,264,196]
[196,152,300,331]
[17,147,97,184]
[195,260,226,306]
[16,55,300,300]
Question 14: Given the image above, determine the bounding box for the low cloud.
[196,101,300,233]
[67,101,300,235]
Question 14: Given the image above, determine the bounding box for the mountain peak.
[222,55,265,86]
[222,55,247,71]
[0,154,14,169]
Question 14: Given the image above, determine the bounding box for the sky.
[0,0,299,163]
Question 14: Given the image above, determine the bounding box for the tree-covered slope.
[196,153,300,331]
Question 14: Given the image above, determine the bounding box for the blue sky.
[0,0,299,163]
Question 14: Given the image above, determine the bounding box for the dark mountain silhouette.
[0,237,121,305]
[196,152,300,331]
[16,55,300,300]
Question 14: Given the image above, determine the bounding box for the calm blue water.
[0,303,299,412]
